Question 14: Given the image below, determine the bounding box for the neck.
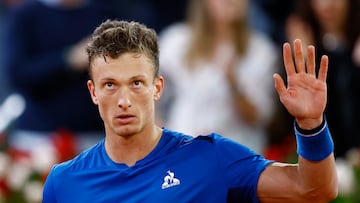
[213,23,232,43]
[104,126,163,166]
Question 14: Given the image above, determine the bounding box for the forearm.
[295,119,338,202]
[258,120,338,203]
[297,154,337,202]
[227,74,259,125]
[232,94,258,125]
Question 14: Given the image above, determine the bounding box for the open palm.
[273,39,328,129]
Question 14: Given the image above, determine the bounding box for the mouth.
[115,114,135,124]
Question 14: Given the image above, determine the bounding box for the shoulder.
[7,0,44,16]
[48,140,105,177]
[158,23,191,53]
[239,31,279,75]
[248,31,277,54]
[162,128,260,159]
[159,23,191,42]
[202,133,264,158]
[158,23,191,75]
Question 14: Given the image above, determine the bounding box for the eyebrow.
[130,75,147,80]
[99,77,116,82]
[99,75,147,82]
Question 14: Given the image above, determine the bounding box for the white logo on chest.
[161,170,181,189]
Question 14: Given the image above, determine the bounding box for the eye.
[104,82,115,89]
[133,80,143,87]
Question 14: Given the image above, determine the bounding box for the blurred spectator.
[249,0,296,46]
[0,3,8,102]
[157,0,280,153]
[1,0,113,154]
[285,0,360,158]
[92,0,189,33]
[0,0,25,102]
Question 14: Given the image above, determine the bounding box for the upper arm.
[257,162,307,203]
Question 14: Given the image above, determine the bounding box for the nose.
[117,88,132,109]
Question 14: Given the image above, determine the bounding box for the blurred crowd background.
[0,0,360,202]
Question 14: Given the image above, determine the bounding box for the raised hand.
[273,39,328,130]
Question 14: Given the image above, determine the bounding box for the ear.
[153,76,164,100]
[87,80,98,105]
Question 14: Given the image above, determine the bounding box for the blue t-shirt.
[43,128,273,202]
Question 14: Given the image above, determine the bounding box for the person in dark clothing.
[93,0,188,33]
[1,0,113,152]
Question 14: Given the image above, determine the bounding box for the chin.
[114,126,139,137]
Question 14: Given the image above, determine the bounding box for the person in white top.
[157,0,280,153]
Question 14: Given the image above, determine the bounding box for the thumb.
[273,73,287,97]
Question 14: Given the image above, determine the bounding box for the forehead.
[91,53,155,80]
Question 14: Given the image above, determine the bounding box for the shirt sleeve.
[42,166,57,203]
[212,134,273,203]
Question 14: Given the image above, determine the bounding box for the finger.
[273,73,287,97]
[306,45,316,76]
[283,42,296,76]
[294,39,306,73]
[318,55,328,82]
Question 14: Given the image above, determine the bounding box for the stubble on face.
[90,53,160,140]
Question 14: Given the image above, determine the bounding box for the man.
[42,20,337,202]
